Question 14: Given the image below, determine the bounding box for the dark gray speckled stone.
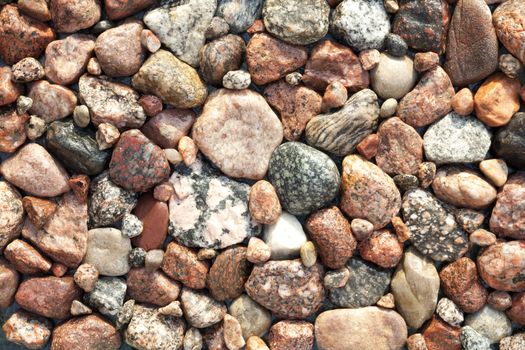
[216,0,263,33]
[84,277,127,318]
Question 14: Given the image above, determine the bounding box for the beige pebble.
[164,148,183,165]
[73,263,99,292]
[246,237,271,264]
[451,88,474,116]
[479,159,508,187]
[96,122,120,150]
[145,249,164,272]
[377,293,396,309]
[223,314,245,350]
[73,105,90,128]
[470,229,497,247]
[87,57,102,75]
[16,96,33,115]
[25,115,46,141]
[300,241,317,267]
[380,98,398,118]
[158,300,183,317]
[246,336,269,350]
[384,0,399,13]
[70,300,92,316]
[178,136,198,166]
[197,248,217,260]
[323,268,350,289]
[391,216,411,242]
[141,29,161,53]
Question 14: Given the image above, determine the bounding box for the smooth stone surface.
[474,73,521,127]
[216,0,263,33]
[0,182,24,251]
[126,268,180,306]
[28,80,77,123]
[477,241,525,292]
[371,53,417,100]
[83,228,131,277]
[229,295,272,339]
[492,112,525,170]
[49,0,101,33]
[105,0,156,20]
[132,192,169,251]
[263,212,307,260]
[465,306,512,344]
[249,180,281,225]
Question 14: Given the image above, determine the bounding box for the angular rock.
[493,113,525,170]
[49,0,100,33]
[0,108,27,154]
[51,314,121,350]
[490,172,525,239]
[216,0,263,33]
[0,67,22,107]
[161,241,209,289]
[359,229,403,269]
[0,258,19,308]
[105,0,157,20]
[465,306,512,344]
[4,239,52,275]
[141,108,195,149]
[414,51,440,72]
[423,316,461,350]
[127,267,181,306]
[493,0,525,65]
[207,247,251,301]
[477,241,525,292]
[83,228,131,277]
[2,310,52,350]
[85,277,126,317]
[263,211,307,260]
[474,73,521,127]
[461,326,491,350]
[28,80,77,123]
[229,294,272,339]
[268,321,314,350]
[180,287,226,328]
[437,298,464,327]
[0,182,24,251]
[199,34,245,86]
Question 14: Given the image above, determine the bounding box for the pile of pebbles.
[0,0,525,349]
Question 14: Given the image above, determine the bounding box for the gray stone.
[128,248,146,268]
[305,88,379,156]
[121,213,143,239]
[461,326,492,350]
[217,0,263,33]
[424,112,492,165]
[229,294,272,339]
[464,305,512,344]
[223,70,251,90]
[371,53,417,100]
[205,17,230,39]
[329,258,391,308]
[384,33,408,57]
[330,0,391,51]
[493,112,525,170]
[83,228,131,277]
[437,298,464,327]
[85,277,126,317]
[268,142,340,216]
[180,287,226,328]
[143,0,216,67]
[402,189,468,262]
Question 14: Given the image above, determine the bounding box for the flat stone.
[477,241,525,292]
[263,211,307,260]
[493,0,525,65]
[83,228,131,277]
[423,316,461,350]
[490,172,525,239]
[207,246,251,301]
[49,0,100,33]
[199,34,245,86]
[371,53,417,100]
[132,192,169,251]
[28,80,77,123]
[0,67,22,106]
[126,267,180,306]
[474,73,520,127]
[268,321,314,350]
[216,0,263,33]
[180,287,226,328]
[0,181,23,251]
[85,277,126,317]
[229,294,272,339]
[493,113,525,170]
[161,241,209,289]
[2,310,52,349]
[141,108,195,149]
[0,258,19,308]
[465,306,512,344]
[105,0,157,20]
[4,239,52,275]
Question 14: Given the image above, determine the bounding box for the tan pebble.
[479,159,508,187]
[391,216,411,242]
[70,300,92,316]
[153,182,174,202]
[96,122,120,150]
[246,237,271,264]
[223,314,245,350]
[380,98,398,118]
[418,162,436,188]
[407,333,428,350]
[197,248,217,260]
[141,29,161,53]
[183,327,203,350]
[87,57,101,75]
[4,239,52,274]
[25,115,46,141]
[359,49,380,70]
[246,336,269,350]
[249,180,281,225]
[414,52,439,72]
[356,134,379,159]
[178,136,198,166]
[73,105,91,128]
[377,293,395,309]
[474,73,520,127]
[300,241,317,267]
[158,300,183,317]
[164,148,183,165]
[469,229,497,246]
[73,263,99,292]
[145,249,164,272]
[323,268,350,289]
[350,218,374,241]
[321,81,348,112]
[384,0,399,13]
[451,88,474,116]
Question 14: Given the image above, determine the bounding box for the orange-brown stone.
[474,73,520,127]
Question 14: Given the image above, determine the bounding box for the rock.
[488,291,512,311]
[16,96,32,115]
[264,80,322,141]
[444,0,498,86]
[161,241,208,289]
[0,108,28,153]
[461,326,491,350]
[45,34,95,85]
[115,299,134,330]
[95,21,145,77]
[128,247,146,268]
[79,75,146,130]
[178,136,198,166]
[245,260,324,319]
[4,239,52,274]
[371,53,417,100]
[138,94,163,117]
[193,89,282,180]
[15,276,81,319]
[479,159,508,187]
[384,33,408,57]
[169,160,260,249]
[183,327,203,350]
[477,241,525,292]
[73,105,90,128]
[356,134,379,159]
[120,213,142,239]
[493,113,525,170]
[246,33,307,86]
[105,0,156,20]
[321,81,348,111]
[499,54,522,79]
[51,314,120,350]
[474,73,520,127]
[0,183,22,251]
[392,0,449,53]
[216,0,263,33]
[83,228,131,277]
[341,155,401,229]
[465,306,512,344]
[223,314,245,350]
[143,0,216,67]
[144,249,163,272]
[315,307,408,350]
[85,277,126,317]
[0,258,19,308]
[180,287,226,328]
[423,316,461,350]
[397,67,454,128]
[130,193,168,251]
[500,333,525,350]
[414,52,440,72]
[469,229,497,246]
[223,70,251,90]
[73,263,99,293]
[285,72,302,85]
[153,182,174,202]
[300,244,317,269]
[437,298,464,327]
[305,206,356,269]
[141,108,194,150]
[49,0,100,32]
[28,81,76,123]
[200,35,245,87]
[268,321,314,350]
[202,323,226,350]
[2,310,52,349]
[454,209,488,233]
[125,304,185,350]
[359,229,403,269]
[18,0,51,21]
[126,268,180,307]
[158,300,183,318]
[329,258,391,308]
[407,334,427,350]
[207,247,251,301]
[87,57,101,75]
[350,218,374,241]
[359,49,381,71]
[246,237,271,264]
[96,122,119,150]
[490,172,525,239]
[229,294,271,339]
[375,117,423,175]
[249,180,281,225]
[330,0,391,51]
[324,268,350,289]
[493,0,525,65]
[263,211,307,260]
[451,88,474,116]
[204,16,229,40]
[268,142,340,215]
[306,88,379,156]
[25,115,46,141]
[0,67,22,106]
[0,5,54,65]
[506,292,525,326]
[423,113,492,165]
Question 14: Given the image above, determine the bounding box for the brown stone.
[105,0,157,20]
[358,229,403,269]
[249,180,281,225]
[359,49,381,71]
[490,172,525,239]
[505,292,525,326]
[474,73,521,127]
[199,34,246,86]
[0,66,22,107]
[246,33,307,86]
[69,175,90,204]
[49,0,101,33]
[0,5,55,65]
[141,108,195,149]
[268,321,314,350]
[4,239,52,274]
[45,34,95,85]
[247,19,265,34]
[414,52,440,72]
[0,258,19,308]
[18,0,52,21]
[153,182,174,202]
[264,80,322,141]
[202,323,227,350]
[22,196,58,229]
[397,66,454,128]
[161,241,209,289]
[0,108,28,154]
[302,39,369,93]
[478,241,525,292]
[305,206,356,269]
[52,263,68,277]
[440,257,487,313]
[126,267,181,306]
[51,314,121,350]
[207,247,252,301]
[375,117,423,175]
[321,81,348,111]
[16,276,81,319]
[2,310,52,349]
[138,94,163,117]
[13,56,43,83]
[246,237,271,264]
[488,291,512,311]
[28,80,77,123]
[493,0,525,65]
[422,316,461,350]
[469,229,497,246]
[451,88,474,116]
[132,192,169,251]
[356,134,379,160]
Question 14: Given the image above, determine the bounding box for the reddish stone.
[414,52,440,72]
[49,0,101,33]
[127,267,181,306]
[105,0,157,20]
[321,81,348,111]
[15,276,82,319]
[0,258,19,308]
[0,66,23,106]
[358,229,403,269]
[28,80,77,123]
[268,321,314,350]
[423,316,461,350]
[51,263,68,277]
[141,108,195,149]
[2,310,52,349]
[359,49,380,71]
[478,241,525,292]
[68,175,90,204]
[493,0,525,65]
[138,95,163,117]
[249,180,281,225]
[474,73,521,127]
[0,108,28,154]
[451,88,474,116]
[506,292,525,326]
[4,239,52,274]
[0,5,55,65]
[161,241,209,289]
[356,134,379,160]
[207,246,252,301]
[247,19,265,34]
[22,196,58,229]
[132,192,169,251]
[18,0,52,21]
[200,34,246,86]
[490,172,525,239]
[305,206,356,269]
[51,314,121,350]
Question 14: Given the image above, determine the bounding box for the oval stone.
[478,241,525,292]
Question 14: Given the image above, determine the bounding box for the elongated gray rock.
[305,89,379,156]
[217,0,263,33]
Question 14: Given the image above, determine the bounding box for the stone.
[477,241,525,292]
[131,193,168,251]
[52,315,120,350]
[49,0,100,32]
[105,0,156,20]
[384,33,408,57]
[423,112,492,165]
[300,241,317,267]
[4,239,52,274]
[474,73,520,127]
[0,5,54,65]
[359,49,381,71]
[85,277,126,317]
[414,52,440,72]
[391,216,411,242]
[120,213,142,239]
[418,162,437,189]
[268,142,340,215]
[305,206,356,269]
[0,108,27,154]
[341,155,401,229]
[79,75,146,130]
[407,334,428,350]
[207,247,251,301]
[45,34,95,85]
[229,294,271,339]
[268,321,314,350]
[0,258,19,308]
[74,263,99,293]
[423,316,461,350]
[178,136,198,166]
[487,291,512,311]
[144,249,164,272]
[70,300,92,316]
[506,292,525,326]
[246,33,307,86]
[350,218,374,241]
[249,180,281,225]
[161,241,208,289]
[500,333,525,350]
[223,70,251,90]
[264,80,322,141]
[128,247,146,268]
[493,0,525,65]
[158,300,183,317]
[216,0,263,33]
[154,182,174,202]
[2,310,52,349]
[125,304,185,350]
[126,267,180,306]
[469,229,497,246]
[397,67,455,128]
[330,0,391,51]
[371,53,417,100]
[0,67,22,106]
[25,115,46,141]
[285,72,302,85]
[324,268,350,289]
[87,57,101,75]
[16,96,32,115]
[461,326,491,350]
[141,109,194,150]
[465,306,512,344]
[451,88,474,116]
[205,16,230,39]
[116,299,134,330]
[359,229,403,269]
[28,81,76,123]
[0,182,22,250]
[302,39,369,93]
[437,298,464,327]
[15,276,81,319]
[197,248,217,261]
[245,260,324,319]
[479,159,508,187]
[490,172,525,239]
[138,94,163,117]
[377,293,396,309]
[263,212,307,260]
[184,327,203,350]
[393,175,419,193]
[223,314,245,350]
[200,35,245,86]
[180,287,226,328]
[321,81,348,111]
[83,228,131,277]
[315,307,408,350]
[96,122,120,150]
[18,0,51,21]
[247,336,269,350]
[444,0,498,86]
[73,105,90,128]
[356,134,379,159]
[246,237,271,264]
[493,113,525,170]
[499,54,522,79]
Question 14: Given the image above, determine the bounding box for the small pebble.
[437,298,464,327]
[247,19,265,35]
[11,57,45,83]
[92,20,115,34]
[479,159,508,187]
[249,180,281,225]
[183,327,203,350]
[285,72,302,86]
[223,314,245,350]
[300,241,317,267]
[407,333,428,350]
[384,33,408,57]
[25,115,46,141]
[73,105,91,128]
[384,0,399,13]
[16,96,32,115]
[417,162,436,188]
[138,94,163,117]
[391,216,411,242]
[377,293,395,309]
[158,300,184,317]
[380,98,398,118]
[350,218,374,241]
[73,263,99,293]
[414,52,440,73]
[469,229,497,246]
[121,213,143,238]
[96,122,120,150]
[321,81,348,111]
[116,299,135,330]
[487,291,512,311]
[323,268,350,289]
[246,336,270,350]
[205,17,230,40]
[499,54,521,79]
[70,300,92,316]
[246,237,271,264]
[359,49,381,71]
[178,136,198,166]
[140,29,161,53]
[223,70,251,90]
[128,247,146,268]
[454,209,485,233]
[87,57,102,75]
[164,148,183,165]
[153,182,174,202]
[197,248,217,260]
[145,249,164,272]
[51,263,68,277]
[356,134,379,159]
[393,174,419,193]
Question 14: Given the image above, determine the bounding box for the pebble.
[437,298,464,327]
[73,263,99,292]
[105,0,156,20]
[490,172,525,239]
[380,98,398,118]
[161,241,209,289]
[216,0,263,33]
[4,239,52,274]
[455,209,482,233]
[246,33,307,86]
[83,228,131,277]
[393,174,419,193]
[422,316,461,350]
[86,57,101,75]
[350,218,374,241]
[330,0,391,51]
[0,258,19,308]
[52,314,121,349]
[223,70,251,90]
[16,96,32,115]
[493,0,525,65]
[28,80,77,123]
[223,314,245,350]
[22,196,57,229]
[184,327,203,350]
[263,211,307,260]
[285,72,302,85]
[444,0,498,86]
[268,142,340,215]
[499,54,522,79]
[73,105,90,128]
[131,193,168,251]
[96,122,120,150]
[141,108,195,149]
[465,306,512,344]
[268,321,314,350]
[0,67,22,107]
[144,249,164,272]
[397,66,455,128]
[460,326,491,350]
[487,291,512,311]
[315,307,407,350]
[245,260,324,319]
[197,248,217,261]
[138,94,163,117]
[180,287,226,328]
[478,241,525,292]
[11,57,45,83]
[24,115,45,141]
[306,88,379,156]
[418,162,437,188]
[70,300,92,316]
[126,267,180,306]
[51,263,67,278]
[158,300,183,317]
[377,293,395,309]
[229,294,271,339]
[205,16,230,39]
[178,136,198,166]
[246,237,271,264]
[0,108,27,153]
[451,88,474,116]
[371,53,417,100]
[18,0,51,21]
[246,336,270,350]
[249,180,281,225]
[469,229,497,246]
[2,310,52,349]
[49,0,100,32]
[506,292,525,326]
[423,112,492,165]
[91,20,114,34]
[207,247,251,301]
[140,29,161,53]
[414,52,440,72]
[500,333,525,350]
[407,333,428,350]
[300,241,317,268]
[85,277,126,317]
[391,216,411,242]
[474,73,520,127]
[321,81,348,111]
[359,49,381,71]
[323,268,350,289]
[116,299,134,330]
[359,229,403,269]
[493,113,525,170]
[200,35,245,86]
[128,247,146,268]
[384,33,408,57]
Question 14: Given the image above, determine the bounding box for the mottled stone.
[140,109,194,149]
[0,108,27,154]
[493,0,525,65]
[28,81,76,123]
[479,74,521,129]
[321,81,348,111]
[83,228,131,277]
[53,316,121,350]
[180,287,226,328]
[407,333,428,350]
[384,33,408,57]
[359,229,403,269]
[499,54,521,79]
[126,267,180,307]
[223,70,251,90]
[0,67,22,106]
[268,321,314,350]
[202,323,227,350]
[249,180,281,225]
[105,0,156,20]
[205,16,230,39]
[216,0,263,33]
[437,298,464,327]
[74,263,99,293]
[4,239,52,275]
[301,243,317,268]
[414,52,440,72]
[359,49,381,71]
[2,310,52,349]
[477,241,525,292]
[465,306,512,344]
[506,292,525,326]
[229,294,271,339]
[161,241,208,289]
[423,316,461,350]
[49,0,100,32]
[246,336,269,350]
[371,53,418,100]
[86,57,101,75]
[460,326,491,350]
[490,172,525,239]
[199,34,245,86]
[18,0,51,21]
[493,113,525,170]
[0,258,19,308]
[469,229,497,246]
[488,291,512,311]
[207,247,251,301]
[85,277,126,317]
[500,333,525,350]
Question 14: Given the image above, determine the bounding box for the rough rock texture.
[216,0,263,33]
[474,73,521,127]
[207,247,252,301]
[0,258,19,308]
[51,314,121,350]
[465,306,512,344]
[0,108,27,154]
[4,239,52,274]
[127,268,181,306]
[2,310,52,349]
[49,0,101,33]
[493,0,525,65]
[199,35,245,86]
[493,113,525,170]
[161,241,209,289]
[268,320,314,350]
[180,287,226,328]
[490,172,525,239]
[28,80,77,123]
[249,180,281,225]
[0,67,22,107]
[359,229,403,269]
[423,316,461,350]
[105,0,157,20]
[83,228,131,277]
[229,294,272,339]
[478,241,525,292]
[0,182,24,251]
